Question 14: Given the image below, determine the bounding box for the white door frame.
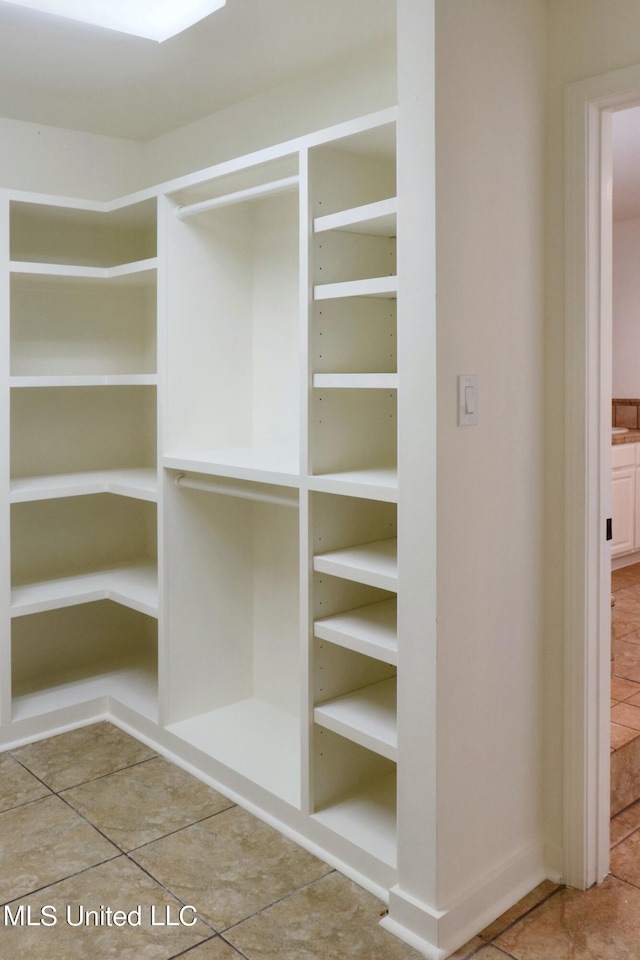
[565,64,640,889]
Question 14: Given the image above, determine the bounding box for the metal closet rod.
[174,473,298,508]
[176,175,300,220]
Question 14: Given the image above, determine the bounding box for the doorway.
[610,105,640,823]
[565,70,640,891]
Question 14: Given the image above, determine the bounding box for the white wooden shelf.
[314,538,397,591]
[11,562,158,619]
[315,677,397,761]
[313,772,397,868]
[163,447,300,487]
[314,598,397,665]
[313,198,397,237]
[309,469,398,503]
[10,374,157,387]
[314,276,397,301]
[313,373,398,389]
[168,698,301,807]
[10,468,157,503]
[12,655,158,723]
[10,257,158,284]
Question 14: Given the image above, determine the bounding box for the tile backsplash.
[613,399,640,429]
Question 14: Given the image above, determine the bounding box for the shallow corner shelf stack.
[0,105,408,921]
[1,194,159,728]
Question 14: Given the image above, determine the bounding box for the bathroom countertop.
[613,429,640,444]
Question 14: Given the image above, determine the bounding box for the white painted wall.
[0,42,396,201]
[0,116,145,199]
[613,218,640,398]
[435,0,547,906]
[143,42,397,186]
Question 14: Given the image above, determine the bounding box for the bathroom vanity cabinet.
[612,441,640,560]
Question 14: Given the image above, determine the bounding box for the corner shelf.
[11,375,157,387]
[314,598,397,665]
[314,538,398,591]
[10,468,157,503]
[12,654,158,724]
[11,562,158,619]
[10,258,158,283]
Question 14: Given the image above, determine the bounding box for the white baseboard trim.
[381,840,554,959]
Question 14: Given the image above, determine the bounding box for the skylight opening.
[0,0,227,42]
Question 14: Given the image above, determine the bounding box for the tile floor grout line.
[55,772,236,864]
[610,823,640,851]
[55,789,131,858]
[121,851,220,937]
[168,933,249,960]
[0,851,123,908]
[480,885,566,945]
[490,948,519,960]
[124,802,237,855]
[216,932,254,959]
[219,866,338,936]
[0,790,54,817]
[7,751,161,795]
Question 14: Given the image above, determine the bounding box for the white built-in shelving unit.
[0,105,404,917]
[1,195,159,725]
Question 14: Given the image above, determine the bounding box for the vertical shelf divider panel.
[298,146,313,815]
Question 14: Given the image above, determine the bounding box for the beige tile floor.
[2,721,640,959]
[611,564,640,815]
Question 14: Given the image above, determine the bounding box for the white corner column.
[381,0,440,956]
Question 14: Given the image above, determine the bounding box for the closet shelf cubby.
[167,700,301,808]
[313,771,397,870]
[10,468,157,504]
[314,597,397,665]
[10,561,158,619]
[314,538,398,591]
[313,197,397,237]
[314,676,397,761]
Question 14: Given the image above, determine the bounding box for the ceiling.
[613,106,640,222]
[0,0,396,142]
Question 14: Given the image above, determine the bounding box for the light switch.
[458,375,478,426]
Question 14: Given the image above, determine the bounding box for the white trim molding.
[381,841,555,960]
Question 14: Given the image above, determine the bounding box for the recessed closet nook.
[0,3,452,957]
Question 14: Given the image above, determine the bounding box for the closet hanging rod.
[174,473,298,508]
[176,175,300,220]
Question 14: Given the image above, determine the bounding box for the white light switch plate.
[458,374,478,426]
